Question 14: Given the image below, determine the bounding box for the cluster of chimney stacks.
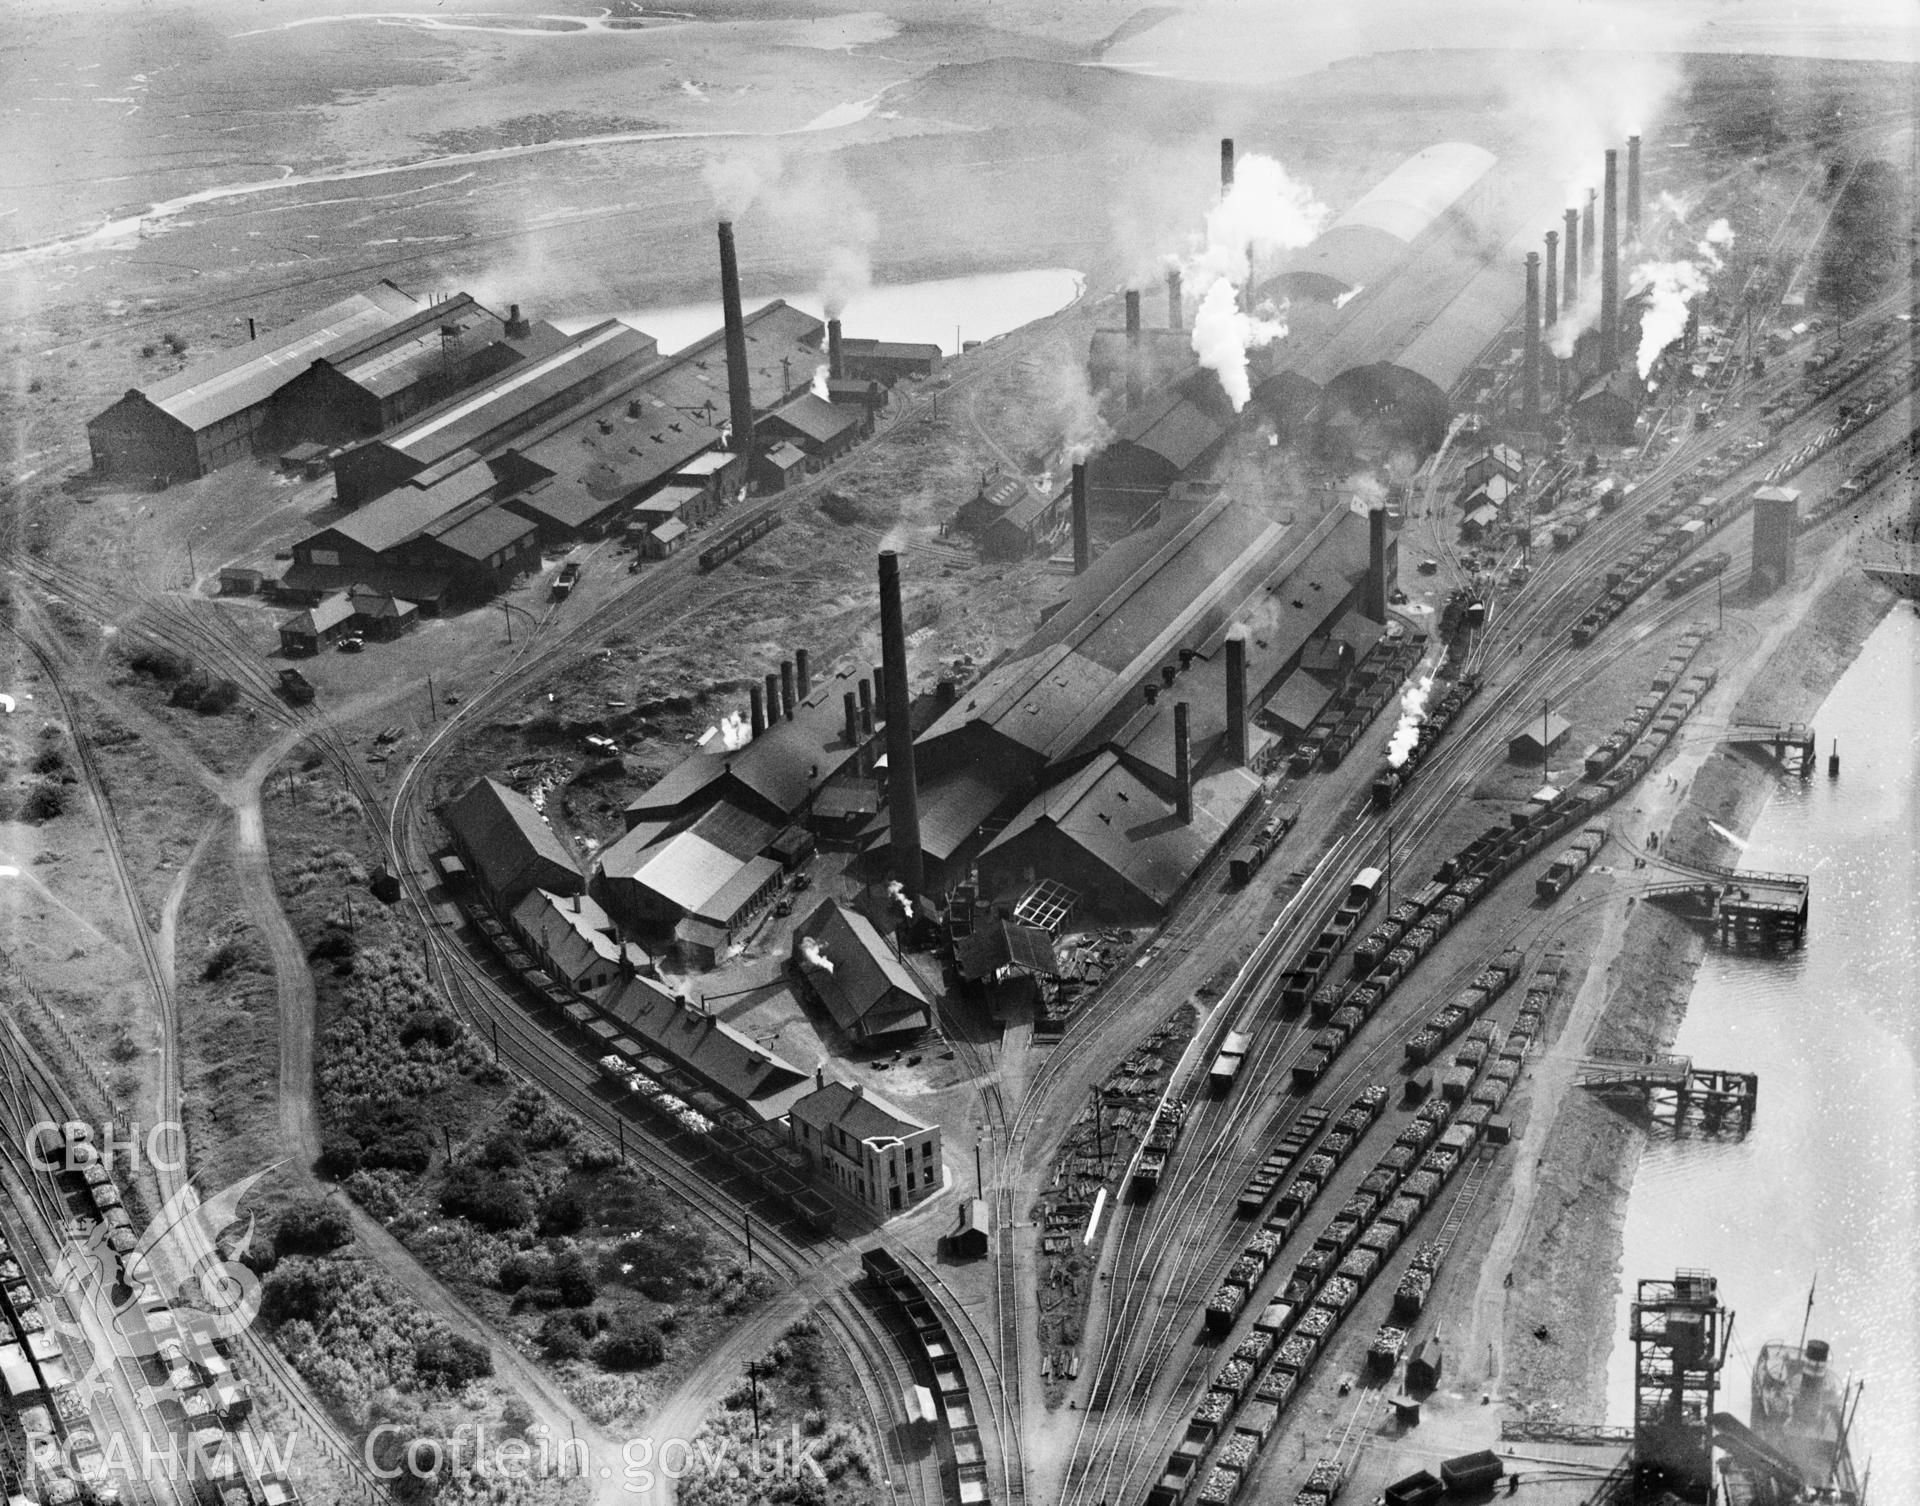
[1523,131,1647,421]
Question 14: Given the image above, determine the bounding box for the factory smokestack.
[1581,191,1595,280]
[1601,148,1620,371]
[764,671,781,727]
[1366,505,1389,623]
[795,648,811,701]
[750,682,766,739]
[1071,462,1091,575]
[844,691,860,754]
[827,318,844,381]
[1523,251,1541,422]
[1174,701,1193,825]
[878,552,925,894]
[1124,290,1142,408]
[1220,138,1235,192]
[1544,231,1559,328]
[1563,208,1579,315]
[858,676,874,735]
[1166,269,1183,331]
[717,222,756,469]
[1224,632,1248,767]
[1627,134,1643,242]
[780,659,796,721]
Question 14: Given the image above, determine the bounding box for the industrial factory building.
[597,974,814,1126]
[897,492,1393,921]
[269,295,540,445]
[288,298,822,601]
[442,777,582,912]
[790,900,936,1043]
[86,281,426,481]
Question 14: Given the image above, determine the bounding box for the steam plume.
[886,879,913,922]
[800,936,834,974]
[1386,667,1437,769]
[1633,219,1734,379]
[718,711,751,751]
[811,363,829,399]
[820,243,872,320]
[1175,152,1328,411]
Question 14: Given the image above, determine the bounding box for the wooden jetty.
[1643,865,1808,948]
[1719,721,1818,779]
[1577,1052,1758,1134]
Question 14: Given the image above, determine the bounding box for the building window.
[906,1169,916,1191]
[922,1140,934,1159]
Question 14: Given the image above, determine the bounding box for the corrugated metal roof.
[380,321,657,465]
[325,462,498,555]
[689,854,781,926]
[627,830,743,915]
[325,295,504,399]
[429,501,537,562]
[918,764,1019,861]
[142,282,420,431]
[1327,143,1497,244]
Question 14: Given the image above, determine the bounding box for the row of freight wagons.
[1130,1098,1190,1201]
[1287,634,1429,777]
[1229,806,1301,887]
[1207,1091,1385,1332]
[1275,866,1385,1017]
[1156,1054,1516,1506]
[860,1249,992,1506]
[1572,486,1736,647]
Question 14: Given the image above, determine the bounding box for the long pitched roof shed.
[793,901,933,1037]
[376,321,660,468]
[322,461,498,555]
[921,495,1304,765]
[981,752,1251,910]
[511,888,647,979]
[598,976,808,1115]
[319,294,504,399]
[285,594,356,637]
[140,282,421,431]
[442,777,581,900]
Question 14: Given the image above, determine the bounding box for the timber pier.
[1577,1052,1759,1134]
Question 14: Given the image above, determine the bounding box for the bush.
[396,1011,459,1049]
[19,782,66,823]
[30,747,68,778]
[127,646,193,681]
[168,680,205,710]
[163,332,187,354]
[476,1129,527,1172]
[357,1101,435,1175]
[315,1131,361,1181]
[195,679,240,715]
[537,1192,586,1238]
[413,1329,492,1389]
[552,1250,595,1308]
[594,1311,665,1371]
[275,1198,354,1257]
[538,1310,596,1360]
[202,939,244,981]
[260,1258,346,1326]
[567,1141,621,1174]
[440,1166,529,1233]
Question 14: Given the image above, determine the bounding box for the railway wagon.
[1208,1031,1253,1095]
[698,511,781,571]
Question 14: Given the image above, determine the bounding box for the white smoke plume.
[820,242,872,321]
[718,711,751,751]
[800,935,834,974]
[1333,284,1365,310]
[705,144,876,319]
[704,142,784,219]
[886,879,914,920]
[1386,667,1437,769]
[1174,152,1328,411]
[1550,273,1603,360]
[1656,189,1693,226]
[1633,220,1734,378]
[1042,348,1113,463]
[811,363,830,399]
[1190,280,1290,412]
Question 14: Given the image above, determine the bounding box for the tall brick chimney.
[1224,631,1249,767]
[1366,506,1389,623]
[1071,462,1091,575]
[827,318,844,381]
[1627,134,1643,242]
[878,552,924,893]
[1166,269,1183,332]
[1563,207,1580,313]
[1601,149,1620,371]
[1220,138,1235,192]
[717,222,756,469]
[1523,251,1541,422]
[1174,701,1193,825]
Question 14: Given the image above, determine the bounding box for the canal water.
[553,266,1085,357]
[1602,604,1919,1500]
